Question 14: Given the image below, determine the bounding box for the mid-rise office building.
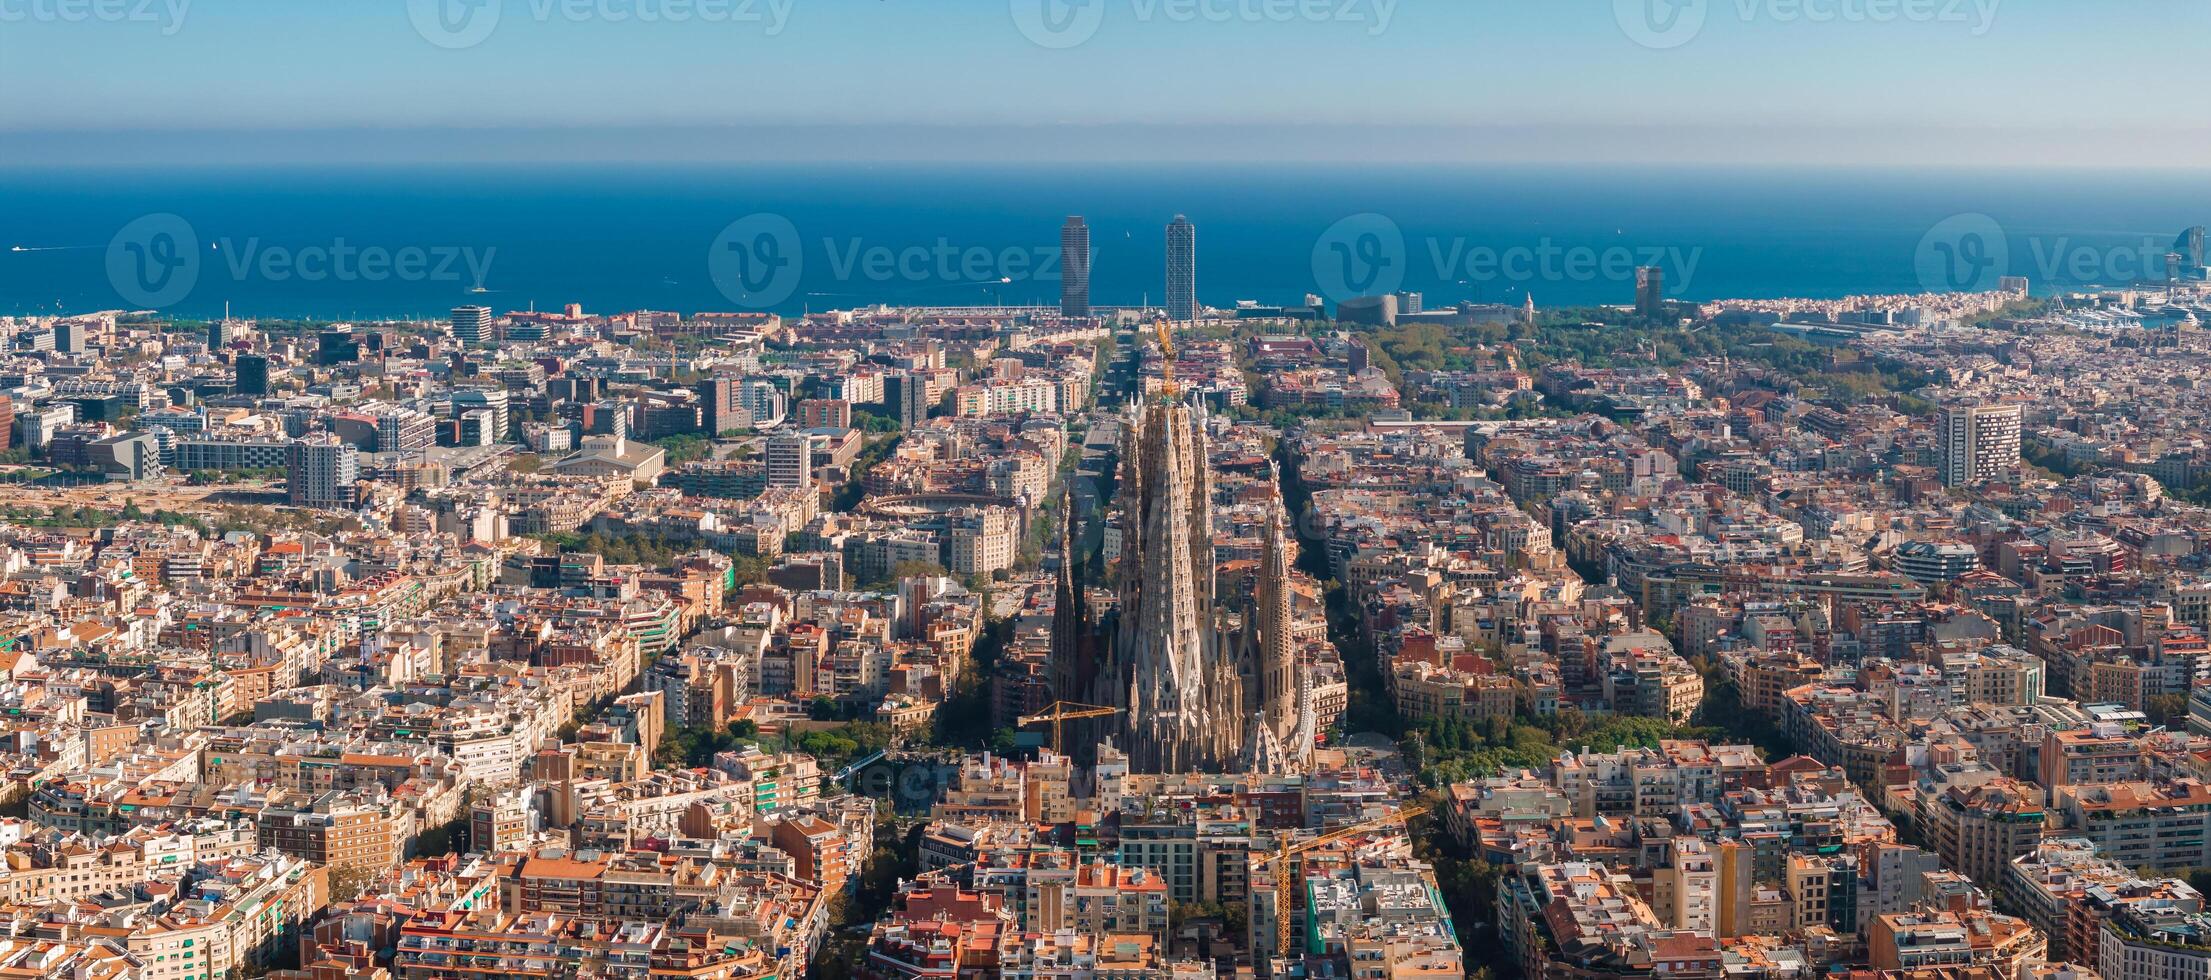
[375,406,438,453]
[740,380,788,427]
[796,399,852,430]
[451,305,493,346]
[236,354,272,396]
[176,436,294,472]
[698,377,747,436]
[318,327,361,365]
[765,433,811,490]
[287,435,359,508]
[52,319,88,354]
[450,387,511,442]
[1892,539,1983,584]
[884,372,929,430]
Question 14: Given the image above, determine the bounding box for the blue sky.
[3,0,2207,164]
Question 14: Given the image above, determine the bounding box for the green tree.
[2149,693,2191,729]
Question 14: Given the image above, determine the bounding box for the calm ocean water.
[2,164,2207,320]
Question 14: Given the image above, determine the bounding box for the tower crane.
[1015,701,1122,754]
[1248,805,1429,967]
[1153,317,1181,401]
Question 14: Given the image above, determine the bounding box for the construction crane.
[829,749,889,784]
[1152,316,1180,401]
[1015,701,1122,754]
[1249,806,1428,967]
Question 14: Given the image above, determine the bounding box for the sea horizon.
[7,161,2208,322]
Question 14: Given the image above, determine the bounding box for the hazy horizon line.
[10,122,2211,170]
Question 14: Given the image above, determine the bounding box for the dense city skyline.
[6,6,2211,980]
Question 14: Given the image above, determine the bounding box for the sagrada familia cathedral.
[1051,396,1316,775]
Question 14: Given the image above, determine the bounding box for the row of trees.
[649,434,715,465]
[530,530,697,567]
[1404,709,1729,789]
[652,719,763,769]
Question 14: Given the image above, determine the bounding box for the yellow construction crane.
[1015,701,1121,754]
[1249,806,1428,966]
[1153,316,1180,400]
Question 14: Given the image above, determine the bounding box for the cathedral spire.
[1087,398,1311,774]
[1050,487,1094,706]
[1257,503,1298,742]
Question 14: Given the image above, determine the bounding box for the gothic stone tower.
[1056,397,1314,774]
[1109,397,1246,772]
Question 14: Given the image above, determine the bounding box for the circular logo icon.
[408,0,502,50]
[709,214,804,310]
[1011,0,1106,49]
[1312,213,1406,307]
[1614,0,1707,49]
[106,213,200,310]
[1915,213,2011,294]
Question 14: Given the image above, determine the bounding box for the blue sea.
[3,164,2208,320]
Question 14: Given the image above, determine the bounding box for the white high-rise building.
[1938,402,2023,487]
[765,433,811,490]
